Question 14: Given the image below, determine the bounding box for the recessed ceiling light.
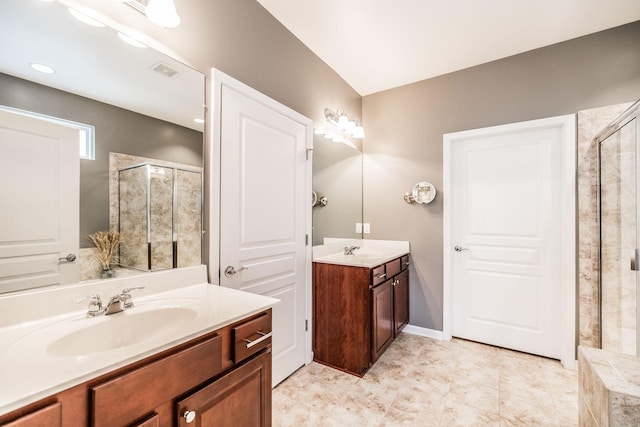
[30,63,55,74]
[193,118,205,124]
[68,7,106,27]
[117,32,147,48]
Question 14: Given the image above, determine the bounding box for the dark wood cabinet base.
[313,255,410,377]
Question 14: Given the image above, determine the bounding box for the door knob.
[454,245,469,252]
[58,253,77,263]
[224,265,248,277]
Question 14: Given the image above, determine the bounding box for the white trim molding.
[402,324,446,341]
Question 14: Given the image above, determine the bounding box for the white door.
[217,80,311,386]
[444,115,575,362]
[0,109,79,293]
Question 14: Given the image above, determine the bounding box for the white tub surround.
[0,265,278,416]
[313,239,410,268]
[578,346,640,426]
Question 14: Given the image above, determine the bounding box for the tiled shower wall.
[577,102,632,348]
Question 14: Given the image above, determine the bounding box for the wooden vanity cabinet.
[313,255,410,376]
[0,310,272,427]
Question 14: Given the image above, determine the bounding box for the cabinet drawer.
[233,311,272,363]
[91,334,222,427]
[385,258,401,278]
[401,255,410,271]
[372,265,387,286]
[3,402,61,427]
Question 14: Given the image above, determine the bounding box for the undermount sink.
[7,305,200,358]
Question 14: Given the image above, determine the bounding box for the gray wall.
[0,73,202,246]
[362,21,640,330]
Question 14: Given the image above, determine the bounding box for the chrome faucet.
[344,245,360,255]
[74,287,145,317]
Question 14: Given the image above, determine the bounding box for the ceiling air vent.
[150,62,180,78]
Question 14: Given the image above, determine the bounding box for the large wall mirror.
[0,0,204,284]
[312,134,363,245]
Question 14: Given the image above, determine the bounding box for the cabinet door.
[393,270,409,336]
[2,402,61,427]
[176,350,272,427]
[371,280,394,362]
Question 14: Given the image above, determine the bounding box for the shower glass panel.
[598,102,639,356]
[118,163,202,272]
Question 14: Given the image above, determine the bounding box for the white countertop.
[313,239,410,268]
[0,266,278,416]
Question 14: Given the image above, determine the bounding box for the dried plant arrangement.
[88,231,123,272]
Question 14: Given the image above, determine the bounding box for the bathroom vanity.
[312,241,410,376]
[0,266,277,426]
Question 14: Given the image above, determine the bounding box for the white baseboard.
[402,324,446,341]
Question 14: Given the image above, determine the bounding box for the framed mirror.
[0,0,205,284]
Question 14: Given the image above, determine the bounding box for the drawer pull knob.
[243,331,273,349]
[183,410,196,423]
[378,273,387,279]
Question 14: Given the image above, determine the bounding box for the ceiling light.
[68,7,106,27]
[145,0,181,28]
[30,63,55,74]
[193,118,205,124]
[117,32,147,48]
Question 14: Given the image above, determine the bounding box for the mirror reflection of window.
[0,105,95,160]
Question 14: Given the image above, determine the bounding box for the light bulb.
[337,114,349,130]
[146,0,181,28]
[353,125,365,139]
[346,120,356,135]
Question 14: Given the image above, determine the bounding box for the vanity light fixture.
[145,0,181,28]
[324,107,365,139]
[68,7,106,27]
[322,107,365,142]
[30,63,55,74]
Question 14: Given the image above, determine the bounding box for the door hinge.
[305,319,308,332]
[305,234,309,246]
[306,147,314,161]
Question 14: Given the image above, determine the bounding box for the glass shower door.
[599,113,638,356]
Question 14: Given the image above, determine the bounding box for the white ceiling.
[256,0,640,96]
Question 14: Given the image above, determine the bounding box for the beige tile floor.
[272,333,578,426]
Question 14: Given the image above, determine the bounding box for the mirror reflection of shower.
[597,100,640,356]
[112,153,203,272]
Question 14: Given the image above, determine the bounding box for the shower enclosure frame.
[596,99,640,356]
[118,161,204,272]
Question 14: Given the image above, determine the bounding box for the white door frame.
[208,68,314,365]
[443,114,576,369]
